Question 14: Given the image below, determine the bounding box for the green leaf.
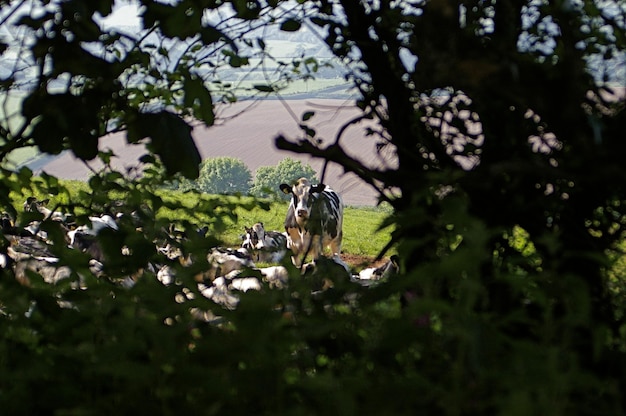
[23,90,106,161]
[254,84,275,92]
[184,76,215,125]
[231,0,261,19]
[300,124,316,138]
[143,2,202,39]
[201,26,233,47]
[69,133,99,161]
[280,18,301,32]
[302,111,315,121]
[222,49,248,67]
[30,117,66,155]
[304,57,319,72]
[127,111,201,179]
[229,55,249,68]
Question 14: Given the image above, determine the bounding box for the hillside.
[28,98,395,206]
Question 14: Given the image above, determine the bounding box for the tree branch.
[274,134,392,204]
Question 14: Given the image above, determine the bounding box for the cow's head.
[24,197,73,226]
[280,178,326,226]
[1,212,13,227]
[23,197,50,213]
[242,222,265,249]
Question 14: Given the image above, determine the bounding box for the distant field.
[234,78,351,97]
[0,91,39,168]
[22,97,384,206]
[0,74,353,167]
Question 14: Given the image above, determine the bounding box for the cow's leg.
[308,235,323,261]
[328,230,342,256]
[292,236,310,267]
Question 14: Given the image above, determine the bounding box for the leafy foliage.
[193,157,252,195]
[250,157,317,199]
[168,157,250,194]
[0,0,625,415]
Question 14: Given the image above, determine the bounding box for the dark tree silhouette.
[0,1,625,414]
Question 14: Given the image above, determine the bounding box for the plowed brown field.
[35,99,396,206]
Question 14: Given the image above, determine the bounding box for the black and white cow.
[1,212,33,237]
[279,177,343,266]
[22,197,74,243]
[23,197,69,222]
[352,255,400,287]
[241,222,288,263]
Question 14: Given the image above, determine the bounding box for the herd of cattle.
[0,178,399,316]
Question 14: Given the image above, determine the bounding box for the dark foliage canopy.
[0,0,625,414]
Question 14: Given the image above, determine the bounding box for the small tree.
[196,157,252,195]
[250,158,317,199]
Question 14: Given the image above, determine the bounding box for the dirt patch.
[340,253,387,271]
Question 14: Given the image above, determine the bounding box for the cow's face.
[242,223,265,249]
[0,212,14,229]
[280,178,325,226]
[241,226,256,249]
[24,197,50,213]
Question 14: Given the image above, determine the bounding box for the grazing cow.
[1,212,34,237]
[197,264,290,310]
[280,178,343,266]
[9,248,71,285]
[0,212,14,231]
[300,255,351,291]
[67,214,120,262]
[67,214,118,244]
[23,198,73,243]
[204,246,256,282]
[241,222,288,263]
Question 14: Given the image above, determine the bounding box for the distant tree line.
[168,157,317,198]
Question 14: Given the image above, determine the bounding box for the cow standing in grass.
[280,178,343,266]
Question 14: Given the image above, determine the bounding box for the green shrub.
[250,158,317,199]
[172,157,252,195]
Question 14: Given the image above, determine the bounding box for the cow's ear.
[26,196,36,204]
[42,198,50,205]
[279,184,292,194]
[311,184,326,194]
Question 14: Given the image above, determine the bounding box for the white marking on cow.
[352,256,400,287]
[229,277,262,292]
[0,253,10,268]
[67,214,118,246]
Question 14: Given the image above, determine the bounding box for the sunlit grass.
[9,180,393,259]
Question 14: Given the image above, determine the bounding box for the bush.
[180,157,252,195]
[250,158,317,199]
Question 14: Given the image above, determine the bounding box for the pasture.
[7,178,395,268]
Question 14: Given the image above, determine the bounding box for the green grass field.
[10,179,395,262]
[158,191,394,260]
[225,201,393,257]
